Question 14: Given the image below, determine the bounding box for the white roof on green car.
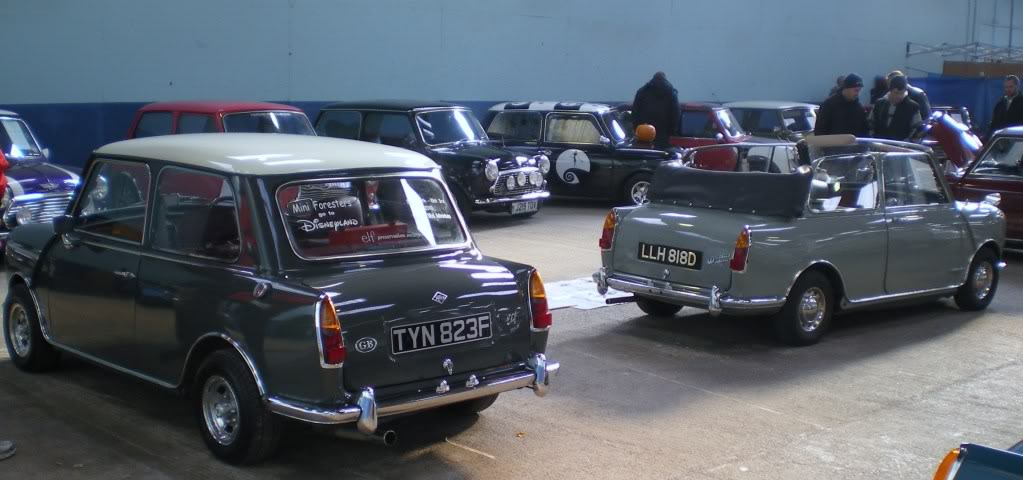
[0,109,19,117]
[95,133,438,176]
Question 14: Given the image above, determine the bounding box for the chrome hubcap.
[631,181,650,205]
[202,375,241,445]
[973,261,994,301]
[8,303,31,357]
[798,287,826,332]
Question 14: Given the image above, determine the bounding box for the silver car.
[594,138,1006,345]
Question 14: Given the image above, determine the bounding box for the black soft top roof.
[648,162,813,217]
[320,100,464,111]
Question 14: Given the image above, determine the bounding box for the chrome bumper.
[474,190,550,206]
[593,268,785,316]
[267,353,559,433]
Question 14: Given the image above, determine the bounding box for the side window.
[361,112,416,148]
[487,112,542,141]
[177,114,216,134]
[545,114,602,144]
[76,160,151,243]
[809,155,879,212]
[679,111,716,138]
[316,110,362,139]
[135,112,174,138]
[883,154,949,207]
[150,167,240,262]
[972,137,1023,177]
[755,110,782,131]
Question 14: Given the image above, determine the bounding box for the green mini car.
[2,133,559,464]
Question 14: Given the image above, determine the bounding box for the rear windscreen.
[277,177,467,258]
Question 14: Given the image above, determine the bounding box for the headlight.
[484,160,499,181]
[517,172,527,187]
[15,206,32,225]
[530,171,542,186]
[538,155,551,175]
[506,175,516,190]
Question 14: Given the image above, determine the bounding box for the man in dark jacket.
[990,75,1023,134]
[632,72,680,147]
[887,70,931,119]
[815,73,868,136]
[868,75,923,141]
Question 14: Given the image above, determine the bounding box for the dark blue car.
[934,441,1023,479]
[0,109,79,248]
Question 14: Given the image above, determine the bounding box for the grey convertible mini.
[3,134,559,464]
[594,138,1006,345]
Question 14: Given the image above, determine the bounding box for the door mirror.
[715,133,725,142]
[42,148,51,158]
[983,193,1002,207]
[53,214,74,235]
[599,135,612,146]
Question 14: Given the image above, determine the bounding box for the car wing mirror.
[42,147,51,158]
[599,135,612,147]
[53,214,74,235]
[715,133,725,142]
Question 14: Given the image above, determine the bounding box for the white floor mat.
[545,276,629,310]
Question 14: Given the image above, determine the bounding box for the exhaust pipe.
[333,428,398,447]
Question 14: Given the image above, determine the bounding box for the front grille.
[4,192,73,228]
[494,168,544,196]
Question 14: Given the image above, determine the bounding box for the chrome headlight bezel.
[484,160,500,181]
[537,155,551,176]
[15,206,32,226]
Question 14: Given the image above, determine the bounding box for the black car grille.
[4,192,74,229]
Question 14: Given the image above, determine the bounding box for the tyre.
[3,284,60,372]
[447,394,499,415]
[773,271,833,346]
[955,248,999,311]
[636,296,683,317]
[193,350,281,465]
[622,174,653,206]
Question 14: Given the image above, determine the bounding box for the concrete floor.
[1,201,1022,479]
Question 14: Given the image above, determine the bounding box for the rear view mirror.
[53,214,73,235]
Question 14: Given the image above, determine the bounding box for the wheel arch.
[786,261,848,310]
[960,240,1002,286]
[180,333,267,398]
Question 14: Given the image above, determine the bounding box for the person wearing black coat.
[868,75,923,141]
[990,75,1023,135]
[886,70,931,119]
[632,72,680,147]
[815,73,868,137]
[869,75,888,104]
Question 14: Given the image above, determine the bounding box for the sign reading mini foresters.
[286,196,364,233]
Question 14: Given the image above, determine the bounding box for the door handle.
[61,233,81,249]
[113,270,136,280]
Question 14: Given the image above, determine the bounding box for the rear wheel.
[3,284,60,372]
[955,248,999,311]
[636,296,683,317]
[448,394,499,415]
[193,350,280,465]
[774,271,833,346]
[622,174,653,206]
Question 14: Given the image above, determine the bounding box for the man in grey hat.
[815,73,868,136]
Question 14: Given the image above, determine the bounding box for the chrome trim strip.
[473,191,550,205]
[273,170,476,262]
[266,354,560,427]
[844,285,960,308]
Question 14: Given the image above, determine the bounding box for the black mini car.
[315,101,550,217]
[483,102,681,205]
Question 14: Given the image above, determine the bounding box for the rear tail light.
[529,270,552,330]
[932,448,961,480]
[729,226,752,272]
[598,211,616,250]
[318,297,346,366]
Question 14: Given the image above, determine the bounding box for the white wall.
[1,0,972,104]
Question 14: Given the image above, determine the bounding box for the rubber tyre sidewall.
[622,173,653,206]
[955,249,999,311]
[636,296,684,318]
[448,393,500,415]
[3,284,59,372]
[193,350,280,465]
[774,271,833,346]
